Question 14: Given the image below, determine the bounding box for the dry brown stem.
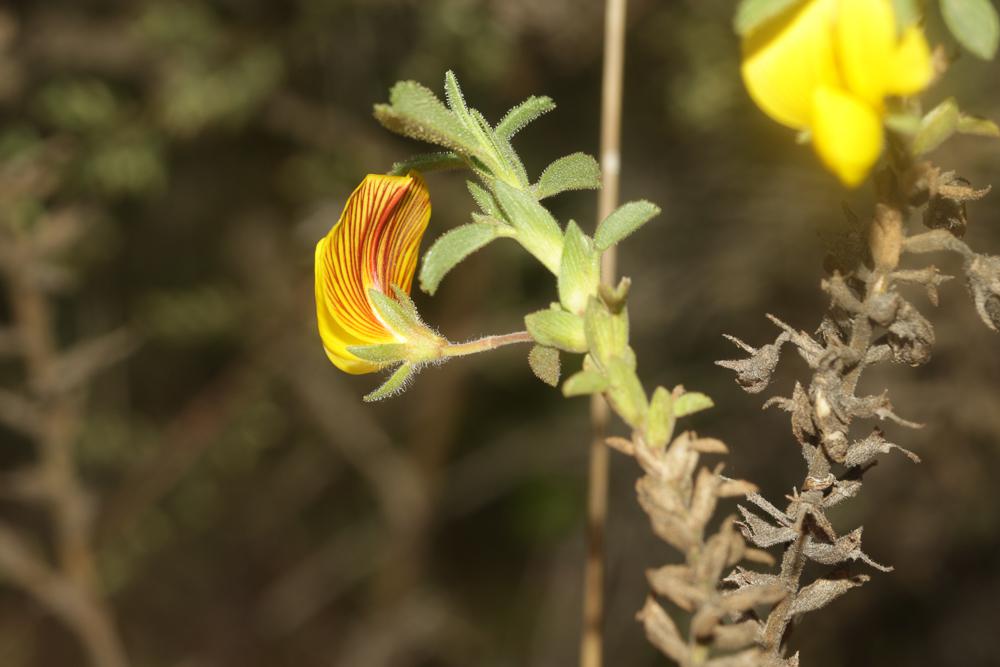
[715,153,999,665]
[0,163,132,667]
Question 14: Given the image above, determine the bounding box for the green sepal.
[369,287,423,339]
[363,362,417,402]
[558,222,600,315]
[912,97,960,155]
[646,386,676,448]
[594,200,661,251]
[673,391,714,417]
[533,153,601,200]
[528,345,561,387]
[493,179,564,274]
[562,369,609,397]
[419,220,513,295]
[525,308,588,353]
[346,342,409,365]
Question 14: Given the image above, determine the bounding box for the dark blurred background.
[0,0,998,665]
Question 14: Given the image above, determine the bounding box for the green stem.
[440,331,534,358]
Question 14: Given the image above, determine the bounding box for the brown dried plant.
[630,135,998,666]
[0,140,134,667]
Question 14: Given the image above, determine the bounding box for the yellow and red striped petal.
[315,172,431,374]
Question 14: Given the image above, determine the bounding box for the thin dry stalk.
[581,0,628,665]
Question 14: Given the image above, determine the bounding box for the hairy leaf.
[562,369,609,397]
[389,151,465,176]
[533,152,601,200]
[493,179,564,274]
[374,81,479,154]
[419,221,512,294]
[525,308,588,353]
[528,345,560,387]
[495,95,556,140]
[594,200,661,251]
[558,222,600,314]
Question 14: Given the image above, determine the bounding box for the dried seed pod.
[964,253,1000,332]
[886,299,935,366]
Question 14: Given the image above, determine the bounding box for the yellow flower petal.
[742,0,840,129]
[315,172,431,374]
[835,0,896,107]
[885,25,934,96]
[811,86,884,187]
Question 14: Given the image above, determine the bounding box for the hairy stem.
[441,331,534,357]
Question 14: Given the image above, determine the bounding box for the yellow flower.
[315,172,432,374]
[741,0,933,186]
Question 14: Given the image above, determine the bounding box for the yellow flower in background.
[741,0,933,186]
[315,172,432,374]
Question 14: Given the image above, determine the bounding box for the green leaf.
[941,0,1000,60]
[369,287,422,338]
[673,391,714,417]
[525,308,588,353]
[374,81,479,155]
[389,151,465,176]
[734,0,805,36]
[562,369,609,397]
[646,387,676,448]
[912,97,960,154]
[594,200,661,251]
[346,343,409,365]
[558,222,600,315]
[468,180,502,218]
[528,345,561,387]
[957,113,1000,137]
[419,221,512,295]
[496,95,557,140]
[533,153,601,200]
[493,179,564,274]
[893,0,923,31]
[584,297,629,367]
[605,357,647,428]
[364,363,417,402]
